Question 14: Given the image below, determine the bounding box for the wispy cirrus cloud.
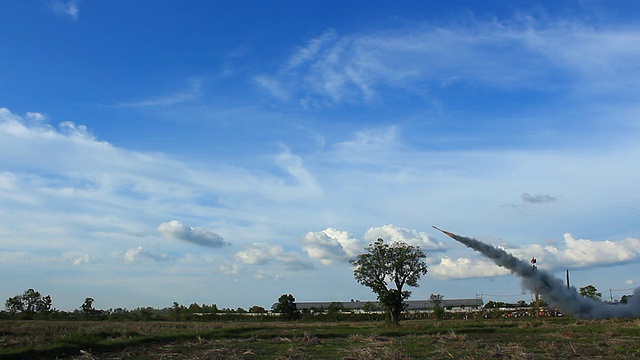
[47,0,80,20]
[114,79,204,108]
[256,18,640,108]
[522,192,558,204]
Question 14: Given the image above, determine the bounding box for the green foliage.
[4,289,53,319]
[249,305,267,313]
[362,302,380,313]
[350,238,428,324]
[579,285,602,301]
[430,293,445,320]
[274,294,300,320]
[327,301,345,314]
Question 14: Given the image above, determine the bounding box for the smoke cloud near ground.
[434,227,640,319]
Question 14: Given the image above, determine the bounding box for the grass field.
[2,318,640,359]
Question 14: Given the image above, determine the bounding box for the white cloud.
[219,263,242,276]
[158,220,229,248]
[123,246,171,264]
[286,29,338,70]
[48,0,80,20]
[273,147,322,198]
[364,224,447,251]
[254,75,291,101]
[58,121,94,139]
[300,228,363,265]
[71,253,94,266]
[431,233,640,280]
[257,18,640,107]
[235,242,313,271]
[522,193,558,203]
[430,256,510,279]
[26,112,46,122]
[115,79,203,108]
[520,233,640,269]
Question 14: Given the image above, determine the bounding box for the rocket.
[432,226,457,239]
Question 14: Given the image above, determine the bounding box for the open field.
[2,318,640,359]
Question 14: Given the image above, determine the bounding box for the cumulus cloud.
[158,220,229,248]
[522,193,558,203]
[300,228,363,265]
[364,224,447,251]
[124,246,171,263]
[26,112,46,122]
[235,242,313,271]
[517,233,640,269]
[430,256,510,279]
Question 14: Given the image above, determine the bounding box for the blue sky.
[2,0,640,311]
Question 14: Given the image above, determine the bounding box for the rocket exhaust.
[433,226,640,319]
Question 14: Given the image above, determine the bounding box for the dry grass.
[2,318,640,359]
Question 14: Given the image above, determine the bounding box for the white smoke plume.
[433,226,640,319]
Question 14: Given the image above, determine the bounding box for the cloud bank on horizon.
[1,1,640,310]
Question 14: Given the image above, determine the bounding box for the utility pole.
[531,257,539,317]
[566,269,570,289]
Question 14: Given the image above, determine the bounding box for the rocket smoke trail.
[433,226,640,319]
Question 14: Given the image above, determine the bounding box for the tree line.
[2,288,270,321]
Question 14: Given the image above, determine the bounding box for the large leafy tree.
[274,294,299,320]
[4,289,52,319]
[579,285,602,301]
[350,238,428,324]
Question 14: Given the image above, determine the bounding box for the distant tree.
[172,302,182,321]
[22,289,42,317]
[621,294,632,304]
[362,302,380,313]
[483,301,497,309]
[4,289,53,319]
[236,307,247,313]
[326,301,345,321]
[350,238,428,324]
[5,296,23,318]
[517,300,528,308]
[579,285,602,301]
[139,307,154,320]
[249,305,267,313]
[430,294,445,320]
[187,303,202,314]
[81,298,95,318]
[274,294,299,320]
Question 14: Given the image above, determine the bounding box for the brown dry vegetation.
[2,318,640,359]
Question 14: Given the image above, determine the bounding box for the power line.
[610,288,635,293]
[478,293,530,298]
